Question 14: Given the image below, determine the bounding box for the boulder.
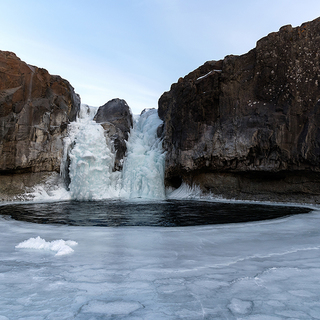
[0,51,80,200]
[94,98,133,170]
[158,17,320,202]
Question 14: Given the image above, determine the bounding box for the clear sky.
[1,1,320,114]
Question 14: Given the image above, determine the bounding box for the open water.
[0,199,312,227]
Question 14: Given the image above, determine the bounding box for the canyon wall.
[0,51,80,200]
[158,17,320,202]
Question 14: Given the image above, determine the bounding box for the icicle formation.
[121,109,166,199]
[67,105,121,200]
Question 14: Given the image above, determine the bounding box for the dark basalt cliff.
[94,98,133,171]
[158,17,320,202]
[0,51,80,200]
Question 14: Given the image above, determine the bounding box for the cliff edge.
[0,51,80,200]
[158,17,320,202]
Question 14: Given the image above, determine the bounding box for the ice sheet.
[1,208,320,319]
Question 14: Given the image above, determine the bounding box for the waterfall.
[63,105,166,200]
[65,105,121,200]
[121,109,166,199]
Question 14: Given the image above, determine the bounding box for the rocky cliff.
[94,98,133,171]
[0,51,80,200]
[158,17,320,202]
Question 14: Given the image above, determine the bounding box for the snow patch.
[197,70,213,80]
[196,69,222,80]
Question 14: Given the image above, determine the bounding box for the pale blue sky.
[1,1,320,113]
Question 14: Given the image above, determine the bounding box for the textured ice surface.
[1,208,320,319]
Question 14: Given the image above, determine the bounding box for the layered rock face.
[0,51,80,200]
[94,98,133,170]
[158,17,320,201]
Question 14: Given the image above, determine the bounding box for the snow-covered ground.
[1,207,320,319]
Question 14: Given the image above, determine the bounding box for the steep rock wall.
[158,17,320,202]
[0,51,80,200]
[94,98,133,171]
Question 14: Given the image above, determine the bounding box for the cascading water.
[63,105,166,200]
[121,109,166,199]
[67,108,121,200]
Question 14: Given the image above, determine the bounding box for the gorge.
[1,17,320,320]
[1,18,320,203]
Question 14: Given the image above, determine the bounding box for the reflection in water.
[0,200,312,227]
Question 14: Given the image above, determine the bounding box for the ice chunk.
[15,236,77,256]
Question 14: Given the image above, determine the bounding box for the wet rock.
[0,172,63,202]
[158,17,320,202]
[94,98,133,170]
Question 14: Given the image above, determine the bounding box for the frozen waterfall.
[121,109,166,199]
[67,108,121,200]
[62,105,166,200]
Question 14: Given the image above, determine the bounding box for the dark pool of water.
[0,200,313,227]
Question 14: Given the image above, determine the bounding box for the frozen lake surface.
[0,200,319,319]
